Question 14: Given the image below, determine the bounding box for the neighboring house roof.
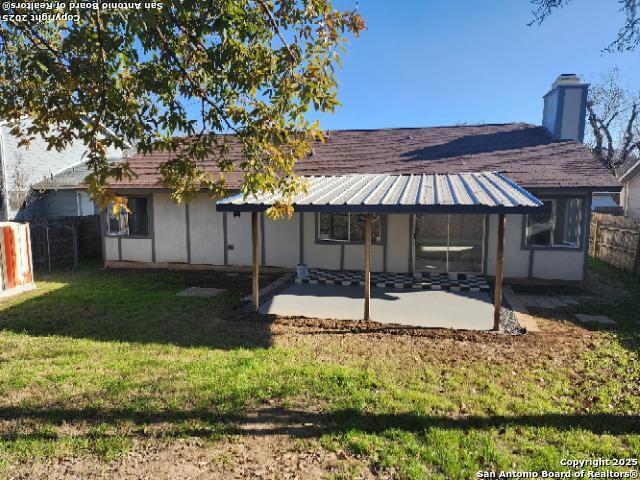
[216,172,543,214]
[103,123,621,191]
[32,162,92,190]
[616,155,640,183]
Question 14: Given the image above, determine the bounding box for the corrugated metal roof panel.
[217,172,543,214]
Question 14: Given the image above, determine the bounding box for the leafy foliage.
[0,1,364,214]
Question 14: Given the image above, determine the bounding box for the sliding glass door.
[414,214,485,273]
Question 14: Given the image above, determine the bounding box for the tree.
[0,1,364,217]
[0,153,40,214]
[585,68,640,172]
[530,0,640,52]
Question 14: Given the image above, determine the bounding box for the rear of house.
[98,74,620,282]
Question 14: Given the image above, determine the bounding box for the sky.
[308,0,640,130]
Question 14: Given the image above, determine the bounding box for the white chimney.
[542,74,589,142]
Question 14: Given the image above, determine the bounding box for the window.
[318,213,383,244]
[525,198,583,248]
[107,196,149,236]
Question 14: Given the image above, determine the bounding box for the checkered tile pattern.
[296,269,490,292]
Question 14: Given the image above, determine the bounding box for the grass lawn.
[0,259,638,479]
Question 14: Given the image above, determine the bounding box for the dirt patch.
[5,416,373,480]
[509,269,629,304]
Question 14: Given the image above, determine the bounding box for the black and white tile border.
[296,269,490,292]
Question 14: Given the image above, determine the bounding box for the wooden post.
[593,218,601,259]
[633,229,640,276]
[493,214,506,331]
[252,211,259,312]
[71,223,79,269]
[364,214,372,321]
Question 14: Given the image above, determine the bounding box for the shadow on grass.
[0,405,638,439]
[0,266,277,350]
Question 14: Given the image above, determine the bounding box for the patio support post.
[252,211,259,312]
[493,213,506,331]
[364,214,372,321]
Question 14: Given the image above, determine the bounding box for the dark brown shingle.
[110,122,620,191]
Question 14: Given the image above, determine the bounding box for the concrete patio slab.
[259,283,495,330]
[177,287,225,298]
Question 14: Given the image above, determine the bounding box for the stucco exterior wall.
[484,214,585,281]
[153,193,188,263]
[264,214,300,267]
[104,236,119,261]
[188,195,224,265]
[102,194,587,281]
[485,214,530,279]
[121,238,153,262]
[301,212,341,270]
[226,212,252,266]
[386,214,411,273]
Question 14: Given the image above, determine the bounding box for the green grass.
[0,261,638,478]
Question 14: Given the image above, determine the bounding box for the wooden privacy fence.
[29,215,102,271]
[589,212,640,274]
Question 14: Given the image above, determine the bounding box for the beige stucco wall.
[121,238,153,262]
[154,193,188,263]
[226,212,252,265]
[102,195,587,281]
[263,214,300,268]
[484,213,585,281]
[188,195,224,265]
[485,214,530,278]
[386,214,410,273]
[104,236,119,261]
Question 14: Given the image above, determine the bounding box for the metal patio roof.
[216,172,543,214]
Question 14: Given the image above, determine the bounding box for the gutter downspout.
[0,129,10,221]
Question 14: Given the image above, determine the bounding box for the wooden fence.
[28,215,102,271]
[589,212,640,274]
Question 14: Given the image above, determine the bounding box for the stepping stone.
[177,287,225,298]
[574,314,616,325]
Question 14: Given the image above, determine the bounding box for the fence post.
[71,222,78,269]
[45,219,51,273]
[593,218,601,259]
[634,230,640,276]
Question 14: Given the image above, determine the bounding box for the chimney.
[542,74,589,142]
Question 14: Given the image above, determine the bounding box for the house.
[96,74,620,283]
[0,118,123,220]
[617,156,640,218]
[31,162,101,218]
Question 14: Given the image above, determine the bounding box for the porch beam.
[252,211,259,312]
[364,213,372,321]
[493,213,506,331]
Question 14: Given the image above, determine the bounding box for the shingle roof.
[107,123,620,191]
[33,162,92,190]
[216,172,543,214]
[616,154,640,183]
